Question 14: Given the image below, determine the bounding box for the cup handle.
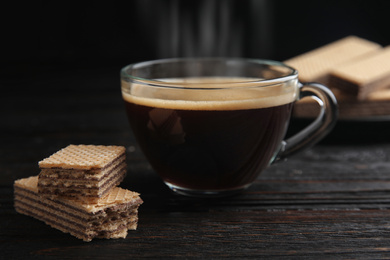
[274,82,338,162]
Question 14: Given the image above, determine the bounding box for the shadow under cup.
[121,58,338,197]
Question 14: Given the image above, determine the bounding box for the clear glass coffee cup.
[121,58,338,197]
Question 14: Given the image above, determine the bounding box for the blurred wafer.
[14,176,143,242]
[284,36,381,85]
[330,46,390,100]
[38,145,127,202]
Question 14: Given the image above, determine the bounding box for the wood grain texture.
[2,69,390,259]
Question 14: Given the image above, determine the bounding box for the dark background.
[2,0,390,144]
[2,0,390,88]
[3,0,390,145]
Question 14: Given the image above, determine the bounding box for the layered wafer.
[329,46,390,100]
[14,176,143,242]
[284,36,381,85]
[38,145,127,202]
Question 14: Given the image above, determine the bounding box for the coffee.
[122,77,297,191]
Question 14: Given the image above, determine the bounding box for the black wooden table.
[2,67,390,259]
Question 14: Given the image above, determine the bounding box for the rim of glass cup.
[120,58,298,89]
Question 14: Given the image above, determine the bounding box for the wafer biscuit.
[329,46,390,100]
[14,176,143,242]
[39,144,125,169]
[284,36,381,85]
[38,145,127,202]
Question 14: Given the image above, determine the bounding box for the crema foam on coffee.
[122,77,298,111]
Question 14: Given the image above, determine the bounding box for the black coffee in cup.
[121,58,337,197]
[123,77,295,191]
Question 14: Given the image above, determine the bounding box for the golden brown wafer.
[330,46,390,100]
[284,36,381,85]
[14,176,143,242]
[39,144,125,170]
[38,145,127,200]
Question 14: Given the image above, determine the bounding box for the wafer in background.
[330,46,390,100]
[285,36,381,85]
[285,36,390,119]
[14,176,143,242]
[38,145,127,203]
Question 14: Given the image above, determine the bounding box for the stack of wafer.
[285,35,390,119]
[38,144,127,203]
[14,144,143,242]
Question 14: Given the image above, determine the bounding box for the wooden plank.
[2,208,390,258]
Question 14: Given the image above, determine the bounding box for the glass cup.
[121,58,338,197]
